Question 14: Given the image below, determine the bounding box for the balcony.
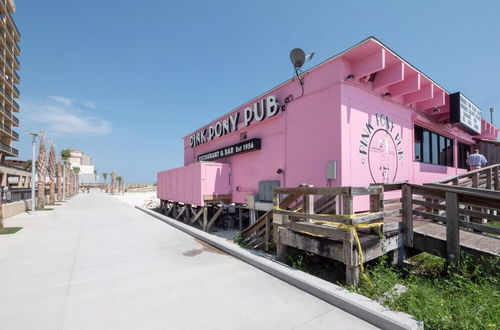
[12,129,18,140]
[7,12,19,39]
[0,142,10,153]
[3,124,11,135]
[13,84,18,97]
[11,147,18,156]
[4,91,12,103]
[14,54,19,68]
[0,86,4,96]
[13,99,18,111]
[13,70,19,82]
[12,114,18,126]
[4,107,12,119]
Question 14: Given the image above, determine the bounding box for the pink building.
[158,37,498,212]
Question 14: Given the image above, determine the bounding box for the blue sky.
[15,0,500,182]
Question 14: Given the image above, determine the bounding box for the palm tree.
[60,149,71,199]
[116,176,123,193]
[102,172,108,190]
[73,167,80,193]
[57,161,63,202]
[110,171,116,194]
[48,141,56,205]
[36,133,47,210]
[23,159,32,171]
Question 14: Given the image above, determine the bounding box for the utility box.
[258,180,280,202]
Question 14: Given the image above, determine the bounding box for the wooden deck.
[413,221,499,258]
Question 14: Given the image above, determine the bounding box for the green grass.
[351,253,500,330]
[0,227,23,235]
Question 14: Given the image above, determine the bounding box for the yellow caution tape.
[273,202,384,277]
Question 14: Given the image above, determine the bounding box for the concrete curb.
[136,206,423,330]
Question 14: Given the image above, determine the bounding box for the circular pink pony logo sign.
[359,113,404,183]
[368,129,398,183]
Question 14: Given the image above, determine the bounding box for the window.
[414,125,454,167]
[422,130,430,163]
[414,126,422,161]
[431,133,438,165]
[457,142,471,169]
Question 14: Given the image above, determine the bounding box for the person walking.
[466,149,487,170]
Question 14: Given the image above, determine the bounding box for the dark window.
[439,135,446,165]
[414,125,454,167]
[457,142,471,169]
[446,138,453,167]
[414,126,422,161]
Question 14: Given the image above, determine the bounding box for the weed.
[233,232,249,247]
[351,253,500,330]
[285,248,310,272]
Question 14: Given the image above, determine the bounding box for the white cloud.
[49,95,73,106]
[82,100,96,108]
[21,96,112,137]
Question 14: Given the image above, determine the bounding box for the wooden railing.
[433,163,500,190]
[402,183,500,264]
[240,210,272,250]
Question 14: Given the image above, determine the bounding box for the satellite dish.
[290,48,306,69]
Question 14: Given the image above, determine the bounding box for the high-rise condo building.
[0,0,20,163]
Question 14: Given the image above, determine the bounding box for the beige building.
[0,0,27,188]
[69,149,92,166]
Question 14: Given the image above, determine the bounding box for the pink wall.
[158,38,489,210]
[157,162,229,206]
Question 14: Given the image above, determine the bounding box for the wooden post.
[202,206,208,231]
[206,206,224,232]
[369,188,383,234]
[486,168,492,190]
[334,195,341,214]
[471,172,479,188]
[172,202,178,218]
[369,193,381,212]
[493,166,499,191]
[402,185,413,248]
[276,227,287,262]
[445,192,460,265]
[303,192,314,222]
[343,195,353,215]
[249,209,256,224]
[343,231,359,286]
[238,208,243,231]
[470,172,483,228]
[264,213,270,251]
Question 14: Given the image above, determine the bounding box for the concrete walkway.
[0,193,376,330]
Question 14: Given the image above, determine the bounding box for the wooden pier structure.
[159,164,500,285]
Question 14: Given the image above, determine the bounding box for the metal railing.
[11,147,17,156]
[12,129,18,140]
[12,114,18,125]
[13,70,19,81]
[13,84,18,95]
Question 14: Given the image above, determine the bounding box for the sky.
[15,0,500,183]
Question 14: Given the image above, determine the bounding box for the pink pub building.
[157,37,498,224]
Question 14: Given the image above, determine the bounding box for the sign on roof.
[449,92,482,135]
